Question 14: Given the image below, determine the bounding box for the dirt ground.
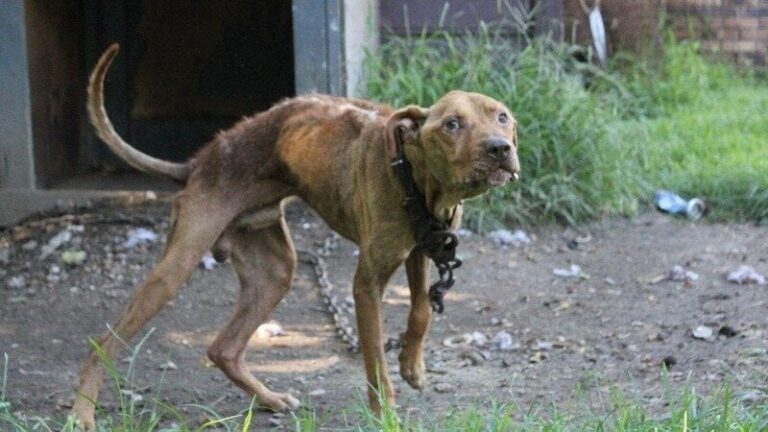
[1,198,767,429]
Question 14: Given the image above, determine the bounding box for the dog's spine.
[88,44,189,182]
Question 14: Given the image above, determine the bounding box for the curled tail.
[88,44,189,182]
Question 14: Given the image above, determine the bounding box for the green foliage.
[365,21,767,227]
[367,24,645,227]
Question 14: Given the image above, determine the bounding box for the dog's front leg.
[398,249,431,389]
[353,256,400,414]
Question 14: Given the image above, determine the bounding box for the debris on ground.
[491,331,519,351]
[456,228,473,239]
[553,264,589,279]
[61,249,87,266]
[159,361,178,371]
[442,331,488,348]
[256,321,284,339]
[40,226,83,259]
[668,265,699,284]
[487,229,531,248]
[200,252,218,270]
[726,265,766,285]
[692,325,714,340]
[6,275,26,290]
[434,382,456,393]
[120,228,159,249]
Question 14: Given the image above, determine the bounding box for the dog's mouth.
[463,165,519,190]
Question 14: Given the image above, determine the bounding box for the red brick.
[722,39,757,52]
[725,17,760,29]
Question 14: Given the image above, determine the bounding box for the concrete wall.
[344,0,378,96]
[0,0,35,189]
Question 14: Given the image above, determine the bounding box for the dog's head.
[386,91,520,198]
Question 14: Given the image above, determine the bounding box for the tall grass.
[366,17,767,226]
[367,22,645,227]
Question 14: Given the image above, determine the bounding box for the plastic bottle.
[654,190,706,220]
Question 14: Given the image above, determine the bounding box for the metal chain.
[298,233,360,351]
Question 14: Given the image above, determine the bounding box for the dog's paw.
[68,411,95,431]
[258,390,301,412]
[398,351,426,390]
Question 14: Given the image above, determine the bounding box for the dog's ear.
[385,106,428,160]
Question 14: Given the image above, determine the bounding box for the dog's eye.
[444,119,460,132]
[498,112,509,125]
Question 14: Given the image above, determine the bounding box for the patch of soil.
[1,199,767,428]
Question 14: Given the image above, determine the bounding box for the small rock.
[668,265,699,284]
[535,340,553,351]
[40,229,73,259]
[200,252,217,270]
[718,325,738,338]
[0,247,10,264]
[487,229,531,247]
[269,416,283,427]
[660,355,677,369]
[456,228,473,238]
[692,325,713,340]
[308,389,326,396]
[528,351,547,363]
[434,382,456,393]
[61,249,87,266]
[21,240,38,251]
[6,275,26,289]
[121,228,159,249]
[490,317,502,326]
[726,265,766,285]
[256,321,284,338]
[553,264,588,279]
[119,389,144,404]
[460,350,485,366]
[159,361,178,371]
[491,331,519,351]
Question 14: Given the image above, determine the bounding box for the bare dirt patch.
[1,199,767,428]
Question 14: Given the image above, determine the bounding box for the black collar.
[390,144,462,314]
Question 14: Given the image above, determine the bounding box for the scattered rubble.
[668,265,699,284]
[726,265,766,285]
[121,228,159,249]
[487,229,531,247]
[553,264,588,279]
[692,325,714,340]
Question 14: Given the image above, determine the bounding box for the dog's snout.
[484,138,512,162]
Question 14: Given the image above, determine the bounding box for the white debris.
[456,228,474,239]
[491,331,519,351]
[442,331,488,348]
[0,247,10,265]
[487,229,531,247]
[121,228,159,249]
[200,252,218,270]
[256,321,284,339]
[726,265,766,285]
[21,240,38,251]
[159,361,178,371]
[6,276,26,289]
[62,249,87,266]
[692,325,713,340]
[40,229,73,259]
[119,389,144,403]
[669,265,699,283]
[553,264,585,278]
[308,389,326,396]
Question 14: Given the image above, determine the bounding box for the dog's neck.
[402,147,462,223]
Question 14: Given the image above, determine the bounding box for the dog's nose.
[484,138,512,162]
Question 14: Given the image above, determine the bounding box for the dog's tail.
[88,44,189,182]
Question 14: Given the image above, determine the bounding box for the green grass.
[3,340,768,431]
[365,18,768,227]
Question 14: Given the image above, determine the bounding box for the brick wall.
[667,0,768,67]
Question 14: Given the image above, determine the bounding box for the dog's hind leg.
[207,215,300,411]
[70,188,280,430]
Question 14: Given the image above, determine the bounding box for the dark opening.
[24,0,295,190]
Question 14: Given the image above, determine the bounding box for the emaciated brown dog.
[71,44,520,429]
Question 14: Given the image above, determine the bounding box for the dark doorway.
[25,0,295,189]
